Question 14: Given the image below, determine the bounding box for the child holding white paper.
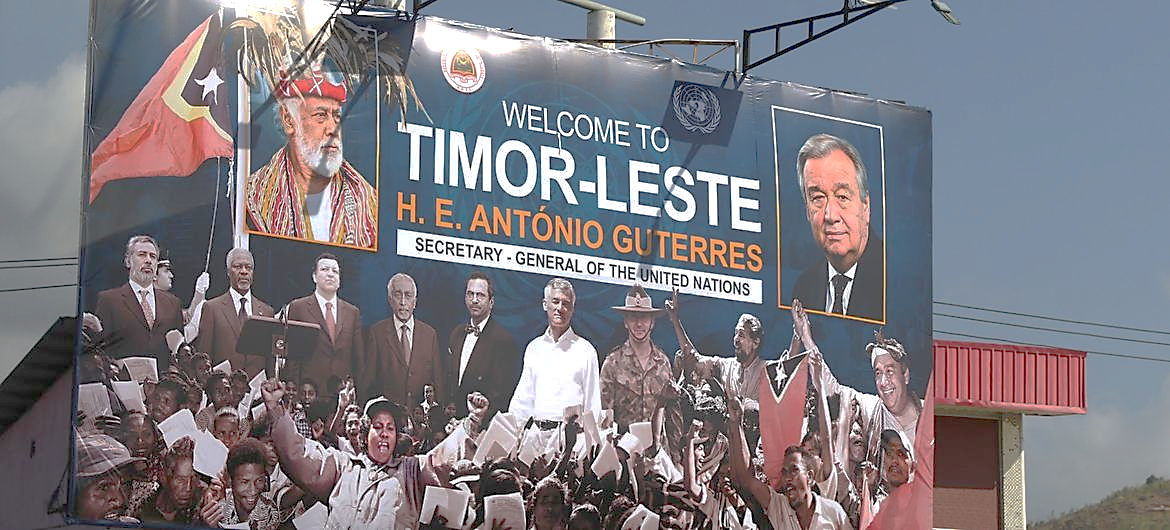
[199,438,289,530]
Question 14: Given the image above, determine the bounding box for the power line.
[933,312,1170,348]
[934,329,1170,364]
[0,257,77,264]
[934,300,1170,337]
[0,283,77,294]
[0,262,77,271]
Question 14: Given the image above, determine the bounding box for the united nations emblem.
[672,83,721,134]
[441,46,486,94]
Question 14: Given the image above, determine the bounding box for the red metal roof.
[933,340,1086,416]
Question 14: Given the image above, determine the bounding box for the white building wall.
[0,370,112,529]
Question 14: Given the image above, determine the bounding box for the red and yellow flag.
[88,13,233,203]
[757,356,809,488]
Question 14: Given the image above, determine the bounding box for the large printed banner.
[74,1,932,528]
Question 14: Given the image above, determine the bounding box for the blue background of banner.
[80,5,931,408]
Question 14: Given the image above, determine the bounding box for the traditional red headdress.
[275,68,347,102]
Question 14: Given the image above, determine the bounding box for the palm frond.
[227,5,425,122]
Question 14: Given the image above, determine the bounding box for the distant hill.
[1031,476,1170,530]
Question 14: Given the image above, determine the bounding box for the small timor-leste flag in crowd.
[88,13,233,204]
[758,355,810,489]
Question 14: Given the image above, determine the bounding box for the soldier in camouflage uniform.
[599,284,682,449]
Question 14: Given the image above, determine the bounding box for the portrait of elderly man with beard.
[246,69,377,249]
[791,133,884,322]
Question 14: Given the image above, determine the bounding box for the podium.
[236,315,320,381]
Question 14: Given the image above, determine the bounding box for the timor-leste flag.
[88,13,233,204]
[865,375,935,530]
[757,354,810,489]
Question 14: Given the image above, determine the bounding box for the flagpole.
[235,21,251,251]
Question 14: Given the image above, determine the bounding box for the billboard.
[73,1,932,528]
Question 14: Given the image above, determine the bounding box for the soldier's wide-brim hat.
[611,284,665,315]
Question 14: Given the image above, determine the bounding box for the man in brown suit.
[195,248,275,377]
[93,235,184,369]
[362,273,443,405]
[284,253,363,392]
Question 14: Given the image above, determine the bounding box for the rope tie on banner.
[205,157,225,272]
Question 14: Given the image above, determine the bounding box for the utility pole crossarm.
[555,0,646,49]
[556,0,646,26]
[741,0,910,72]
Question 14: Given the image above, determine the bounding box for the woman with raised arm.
[259,378,490,528]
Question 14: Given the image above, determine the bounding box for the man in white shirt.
[765,446,852,529]
[509,278,601,430]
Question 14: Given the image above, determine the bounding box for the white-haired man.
[510,278,601,429]
[361,272,443,405]
[791,133,884,322]
[246,70,377,249]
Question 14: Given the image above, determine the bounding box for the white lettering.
[540,146,578,204]
[495,140,538,198]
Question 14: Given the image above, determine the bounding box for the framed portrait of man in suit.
[774,110,889,325]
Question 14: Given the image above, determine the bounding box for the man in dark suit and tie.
[195,248,275,377]
[447,271,520,417]
[791,133,885,322]
[93,235,184,369]
[362,272,443,405]
[284,253,363,392]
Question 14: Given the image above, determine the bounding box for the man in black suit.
[362,272,443,405]
[93,235,184,368]
[792,133,885,322]
[447,271,520,417]
[284,253,363,392]
[195,248,275,377]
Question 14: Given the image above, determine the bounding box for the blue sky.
[2,0,1169,521]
